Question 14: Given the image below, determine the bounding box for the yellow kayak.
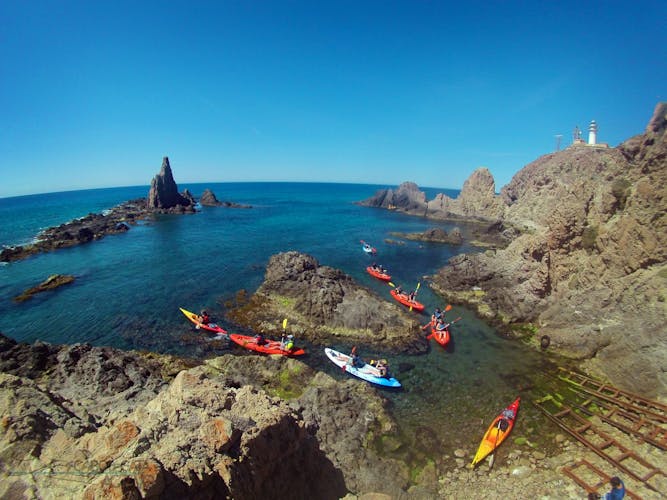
[471,397,520,467]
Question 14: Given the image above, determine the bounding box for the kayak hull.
[390,289,425,312]
[361,240,377,254]
[471,397,521,467]
[325,348,401,388]
[179,307,227,334]
[428,326,450,347]
[229,333,306,356]
[366,266,391,281]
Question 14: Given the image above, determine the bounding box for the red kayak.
[427,325,450,347]
[366,266,391,282]
[228,334,306,356]
[390,289,425,312]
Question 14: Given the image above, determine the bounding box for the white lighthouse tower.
[588,120,598,145]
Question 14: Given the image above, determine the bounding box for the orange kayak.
[471,397,521,467]
[228,333,306,356]
[428,325,450,347]
[390,289,424,312]
[366,266,391,281]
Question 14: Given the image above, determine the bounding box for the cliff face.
[431,103,667,397]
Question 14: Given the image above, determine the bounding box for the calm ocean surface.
[0,182,559,468]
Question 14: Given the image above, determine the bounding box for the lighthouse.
[588,120,598,145]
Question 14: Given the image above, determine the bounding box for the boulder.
[227,251,427,353]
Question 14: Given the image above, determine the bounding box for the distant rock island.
[0,156,250,262]
[360,102,667,398]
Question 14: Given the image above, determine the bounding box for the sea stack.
[147,157,194,212]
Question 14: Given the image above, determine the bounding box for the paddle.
[488,419,503,469]
[409,282,421,311]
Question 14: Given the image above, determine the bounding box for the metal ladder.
[533,395,665,493]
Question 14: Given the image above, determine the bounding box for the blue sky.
[1,1,665,198]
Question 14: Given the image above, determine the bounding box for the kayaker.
[375,359,388,377]
[350,345,362,368]
[435,318,449,331]
[285,334,294,351]
[200,310,211,325]
[433,307,442,321]
[605,476,625,500]
[395,285,403,295]
[255,333,267,346]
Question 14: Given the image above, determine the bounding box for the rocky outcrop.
[359,169,505,222]
[227,251,427,353]
[13,274,75,302]
[200,188,252,208]
[146,157,195,213]
[389,227,463,245]
[358,181,427,214]
[200,188,222,206]
[0,199,150,263]
[0,333,413,499]
[429,102,667,398]
[427,167,506,221]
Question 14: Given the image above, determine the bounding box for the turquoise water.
[0,182,560,472]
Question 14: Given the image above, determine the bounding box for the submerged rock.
[13,274,75,302]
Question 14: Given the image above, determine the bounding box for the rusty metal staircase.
[533,394,665,493]
[565,386,667,451]
[562,459,642,499]
[557,368,667,424]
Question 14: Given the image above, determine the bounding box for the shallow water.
[0,182,567,474]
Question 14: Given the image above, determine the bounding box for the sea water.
[0,182,563,473]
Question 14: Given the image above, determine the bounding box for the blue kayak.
[325,348,401,388]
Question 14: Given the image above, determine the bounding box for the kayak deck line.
[561,459,642,500]
[533,395,663,492]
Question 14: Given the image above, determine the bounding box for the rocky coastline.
[358,102,667,400]
[2,331,665,499]
[1,157,249,263]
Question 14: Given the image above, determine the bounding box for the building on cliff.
[571,120,609,148]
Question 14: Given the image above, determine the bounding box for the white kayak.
[324,347,401,388]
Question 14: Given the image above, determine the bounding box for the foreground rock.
[13,274,75,302]
[0,334,409,498]
[226,251,428,354]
